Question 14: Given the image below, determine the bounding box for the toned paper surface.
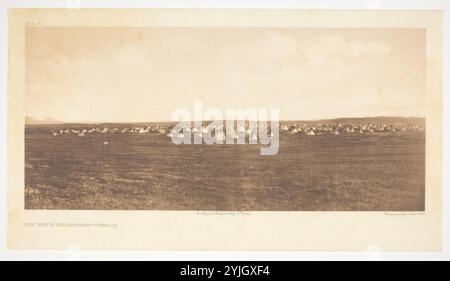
[8,9,442,250]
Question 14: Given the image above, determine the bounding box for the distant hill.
[283,116,425,126]
[23,116,425,126]
[25,116,62,125]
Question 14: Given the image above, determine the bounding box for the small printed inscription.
[196,211,252,216]
[24,222,118,228]
[384,212,425,216]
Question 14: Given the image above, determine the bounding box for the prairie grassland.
[24,123,425,211]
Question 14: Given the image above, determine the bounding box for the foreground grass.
[25,127,425,211]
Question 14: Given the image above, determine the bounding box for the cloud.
[26,27,423,122]
[301,34,391,66]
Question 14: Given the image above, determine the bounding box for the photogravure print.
[24,26,426,211]
[7,9,443,251]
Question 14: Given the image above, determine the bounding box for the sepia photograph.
[4,7,445,253]
[25,27,426,211]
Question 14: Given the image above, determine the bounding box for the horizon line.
[25,115,426,125]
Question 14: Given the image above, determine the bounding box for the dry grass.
[25,124,425,211]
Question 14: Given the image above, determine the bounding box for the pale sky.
[26,27,425,122]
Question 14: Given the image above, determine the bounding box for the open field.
[25,120,425,211]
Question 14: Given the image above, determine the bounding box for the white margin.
[0,0,449,261]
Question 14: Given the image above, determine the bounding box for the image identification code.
[180,265,270,278]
